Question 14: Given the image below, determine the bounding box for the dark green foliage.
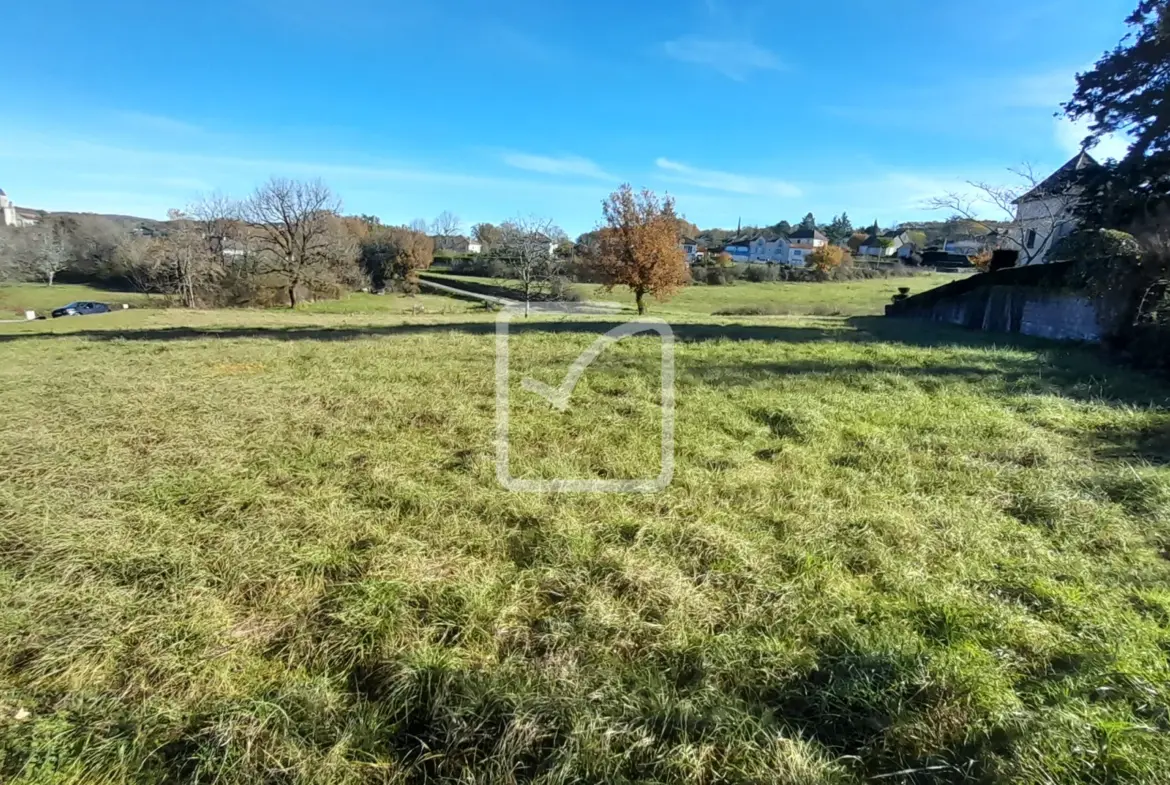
[823,214,854,245]
[1065,1,1169,225]
[769,220,793,236]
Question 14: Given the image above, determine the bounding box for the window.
[1026,229,1037,249]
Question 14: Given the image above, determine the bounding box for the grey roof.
[1014,151,1101,203]
[0,188,6,196]
[788,227,827,241]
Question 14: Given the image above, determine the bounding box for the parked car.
[51,301,112,318]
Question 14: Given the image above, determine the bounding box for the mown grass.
[429,272,960,316]
[1,305,1169,784]
[0,283,155,317]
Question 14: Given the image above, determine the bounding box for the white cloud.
[1054,116,1131,161]
[661,37,783,81]
[115,111,206,135]
[655,157,801,197]
[500,152,613,180]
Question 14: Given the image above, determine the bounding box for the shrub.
[713,305,793,315]
[743,264,781,283]
[549,275,585,302]
[1050,228,1141,265]
[706,266,737,286]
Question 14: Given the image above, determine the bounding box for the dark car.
[51,301,112,318]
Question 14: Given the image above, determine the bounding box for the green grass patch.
[0,283,156,317]
[1,308,1169,783]
[293,291,479,315]
[430,272,959,317]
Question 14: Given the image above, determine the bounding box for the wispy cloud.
[0,128,614,224]
[661,37,783,81]
[1054,116,1131,161]
[655,157,801,197]
[501,152,614,180]
[114,110,206,135]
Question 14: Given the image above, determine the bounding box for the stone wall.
[886,264,1105,342]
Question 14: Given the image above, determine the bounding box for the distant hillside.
[898,219,1011,247]
[30,209,166,232]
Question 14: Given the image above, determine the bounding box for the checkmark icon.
[495,305,677,493]
[519,327,627,412]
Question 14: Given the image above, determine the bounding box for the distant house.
[859,230,911,258]
[943,238,985,257]
[1011,151,1100,265]
[723,237,752,262]
[681,236,700,262]
[432,235,482,255]
[736,229,830,266]
[0,188,38,227]
[782,227,828,265]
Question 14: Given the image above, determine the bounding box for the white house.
[681,236,700,262]
[0,189,38,228]
[1012,151,1099,265]
[781,227,828,265]
[433,235,483,255]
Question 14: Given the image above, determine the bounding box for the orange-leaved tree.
[970,250,993,272]
[806,245,849,278]
[593,185,690,315]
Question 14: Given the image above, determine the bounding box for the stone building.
[0,188,39,227]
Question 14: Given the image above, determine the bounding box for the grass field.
[2,295,1170,783]
[0,284,481,320]
[428,272,961,317]
[0,283,156,317]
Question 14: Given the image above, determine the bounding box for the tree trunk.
[524,280,531,318]
[635,287,646,315]
[47,271,54,287]
[288,286,298,309]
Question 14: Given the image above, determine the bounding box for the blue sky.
[1,0,1137,236]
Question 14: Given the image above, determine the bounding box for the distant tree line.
[0,177,441,308]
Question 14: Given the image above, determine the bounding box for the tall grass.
[1,309,1168,783]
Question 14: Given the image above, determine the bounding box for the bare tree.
[494,216,564,317]
[471,222,502,251]
[241,178,346,308]
[431,210,463,240]
[188,193,241,270]
[0,229,19,282]
[409,218,431,234]
[115,233,162,294]
[927,165,1079,266]
[155,209,212,307]
[23,222,72,286]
